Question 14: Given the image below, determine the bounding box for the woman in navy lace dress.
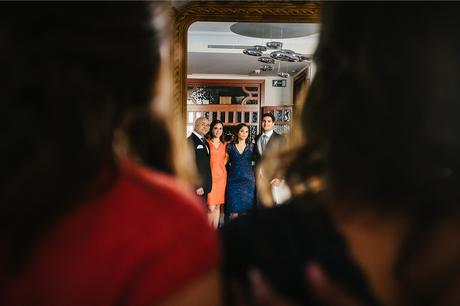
[226,123,256,219]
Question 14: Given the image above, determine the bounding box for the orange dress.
[207,140,227,205]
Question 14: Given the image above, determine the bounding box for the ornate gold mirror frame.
[172,1,320,137]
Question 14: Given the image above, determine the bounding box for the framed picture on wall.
[262,106,293,135]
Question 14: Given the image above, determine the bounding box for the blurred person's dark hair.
[0,2,164,273]
[124,112,173,174]
[286,3,460,304]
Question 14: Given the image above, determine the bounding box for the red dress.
[207,140,227,205]
[2,160,219,306]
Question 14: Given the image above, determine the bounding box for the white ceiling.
[187,22,319,77]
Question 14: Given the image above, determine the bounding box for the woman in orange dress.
[206,120,228,228]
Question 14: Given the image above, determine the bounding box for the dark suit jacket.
[253,131,284,167]
[188,133,212,195]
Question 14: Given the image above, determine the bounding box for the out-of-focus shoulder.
[118,159,204,213]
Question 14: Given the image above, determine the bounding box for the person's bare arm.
[157,268,222,306]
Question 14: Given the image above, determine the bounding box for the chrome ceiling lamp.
[245,41,310,78]
[266,41,283,49]
[243,44,267,56]
[242,39,311,77]
[234,23,315,76]
[260,64,273,72]
[243,48,262,57]
[258,56,275,64]
[278,72,290,78]
[274,57,289,78]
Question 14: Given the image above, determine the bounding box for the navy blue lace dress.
[226,143,256,213]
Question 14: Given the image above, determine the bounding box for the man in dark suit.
[188,117,212,202]
[253,112,286,204]
[254,113,284,165]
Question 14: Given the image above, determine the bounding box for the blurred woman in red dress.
[0,3,221,306]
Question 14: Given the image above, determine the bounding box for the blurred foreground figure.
[222,3,460,306]
[0,3,220,306]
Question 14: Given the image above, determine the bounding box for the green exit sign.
[272,80,286,87]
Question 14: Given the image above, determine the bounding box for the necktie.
[201,137,209,154]
[261,134,268,153]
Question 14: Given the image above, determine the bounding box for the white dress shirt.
[257,129,274,155]
[192,131,209,154]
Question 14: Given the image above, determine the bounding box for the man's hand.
[270,178,282,187]
[196,187,204,196]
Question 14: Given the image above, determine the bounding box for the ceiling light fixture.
[261,65,273,72]
[258,56,275,64]
[243,41,310,78]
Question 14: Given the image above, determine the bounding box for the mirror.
[172,1,321,137]
[186,21,319,141]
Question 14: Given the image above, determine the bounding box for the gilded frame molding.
[172,1,321,136]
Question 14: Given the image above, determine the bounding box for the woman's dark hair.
[206,120,225,143]
[0,3,162,272]
[232,123,250,144]
[125,113,173,174]
[287,3,460,303]
[289,2,460,217]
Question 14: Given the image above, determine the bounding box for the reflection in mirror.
[186,22,319,137]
